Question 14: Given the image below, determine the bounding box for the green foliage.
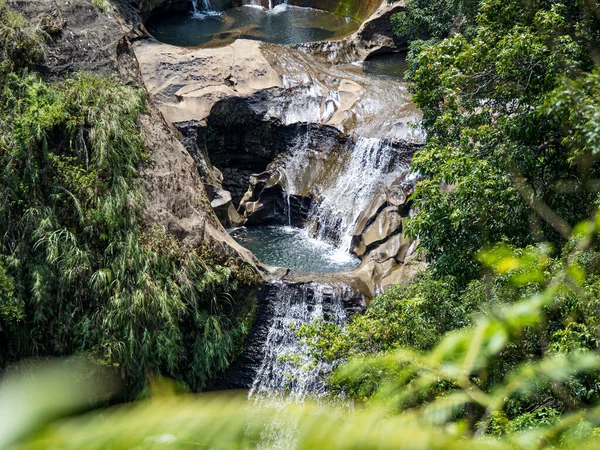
[0,0,44,74]
[3,218,600,449]
[403,0,600,282]
[0,4,259,394]
[329,219,600,431]
[391,0,478,41]
[91,0,113,15]
[298,273,479,364]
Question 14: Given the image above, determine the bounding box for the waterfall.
[273,133,412,254]
[191,0,219,17]
[249,282,349,401]
[280,124,311,227]
[303,137,410,252]
[242,0,289,9]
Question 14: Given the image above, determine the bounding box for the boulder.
[240,172,288,226]
[361,207,404,249]
[205,185,244,228]
[352,1,408,57]
[351,174,416,261]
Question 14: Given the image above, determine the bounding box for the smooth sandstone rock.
[133,39,283,124]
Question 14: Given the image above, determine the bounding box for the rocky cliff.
[8,0,258,267]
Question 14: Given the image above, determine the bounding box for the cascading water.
[191,0,219,17]
[217,281,362,448]
[307,137,410,251]
[249,282,350,401]
[242,0,289,9]
[280,124,311,227]
[280,136,411,253]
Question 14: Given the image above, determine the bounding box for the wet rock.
[245,0,383,21]
[289,194,313,227]
[240,172,289,226]
[350,172,420,277]
[205,185,243,228]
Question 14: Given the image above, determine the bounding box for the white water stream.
[309,137,410,251]
[280,135,411,253]
[250,282,348,400]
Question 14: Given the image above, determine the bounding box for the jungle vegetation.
[2,0,600,447]
[0,0,259,397]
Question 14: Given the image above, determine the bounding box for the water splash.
[191,0,221,18]
[307,137,410,252]
[278,136,411,253]
[241,0,290,11]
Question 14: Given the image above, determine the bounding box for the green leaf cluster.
[0,3,259,396]
[404,0,600,281]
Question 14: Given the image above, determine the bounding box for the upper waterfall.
[280,136,413,253]
[241,0,288,9]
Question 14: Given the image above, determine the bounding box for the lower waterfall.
[221,281,364,400]
[250,282,349,400]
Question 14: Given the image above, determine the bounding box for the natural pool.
[363,52,409,81]
[145,5,360,48]
[229,226,360,273]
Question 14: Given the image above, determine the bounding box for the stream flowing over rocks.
[134,0,427,398]
[220,281,364,396]
[11,0,426,400]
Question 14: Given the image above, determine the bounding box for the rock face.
[350,175,426,292]
[139,108,254,260]
[205,92,348,207]
[11,0,259,268]
[9,0,142,78]
[301,1,408,64]
[351,0,408,56]
[133,38,282,124]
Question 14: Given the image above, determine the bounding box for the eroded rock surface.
[299,0,408,64]
[129,0,426,294]
[11,0,260,270]
[134,38,282,124]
